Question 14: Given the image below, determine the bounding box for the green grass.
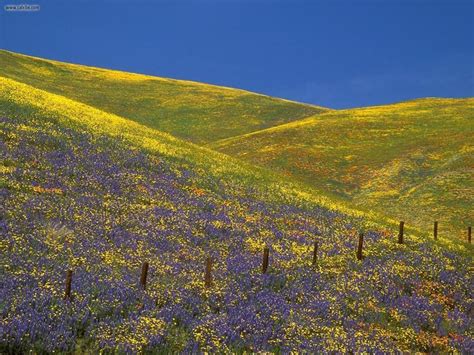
[210,98,474,238]
[2,51,473,352]
[0,75,335,213]
[0,49,327,144]
[2,79,472,352]
[1,49,472,242]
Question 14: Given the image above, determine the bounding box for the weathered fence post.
[64,270,72,300]
[262,247,269,274]
[468,226,472,244]
[140,262,149,290]
[398,221,404,244]
[205,256,212,288]
[434,221,438,240]
[312,240,318,265]
[357,233,364,260]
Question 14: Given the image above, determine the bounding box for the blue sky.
[1,0,473,108]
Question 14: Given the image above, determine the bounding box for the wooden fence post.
[434,221,438,240]
[312,240,318,265]
[205,257,212,288]
[140,262,149,290]
[262,247,269,274]
[357,233,364,260]
[468,226,472,244]
[64,270,72,300]
[398,221,404,244]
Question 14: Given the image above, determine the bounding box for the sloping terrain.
[1,77,472,352]
[0,50,327,144]
[210,98,474,237]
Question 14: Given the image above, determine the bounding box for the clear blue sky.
[1,0,473,108]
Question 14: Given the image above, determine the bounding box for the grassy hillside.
[0,50,327,144]
[210,98,474,238]
[2,77,472,352]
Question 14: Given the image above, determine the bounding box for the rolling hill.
[0,49,327,144]
[210,98,474,238]
[1,53,473,352]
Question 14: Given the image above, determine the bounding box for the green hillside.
[0,75,340,215]
[0,50,327,144]
[2,73,473,354]
[210,98,474,238]
[1,53,473,352]
[1,49,471,238]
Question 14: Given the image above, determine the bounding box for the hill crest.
[0,49,329,144]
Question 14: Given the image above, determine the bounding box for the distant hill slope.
[0,50,328,144]
[210,98,474,238]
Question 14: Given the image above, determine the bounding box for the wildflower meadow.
[1,111,472,353]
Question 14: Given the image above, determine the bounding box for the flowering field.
[211,98,474,239]
[1,104,473,352]
[0,52,473,353]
